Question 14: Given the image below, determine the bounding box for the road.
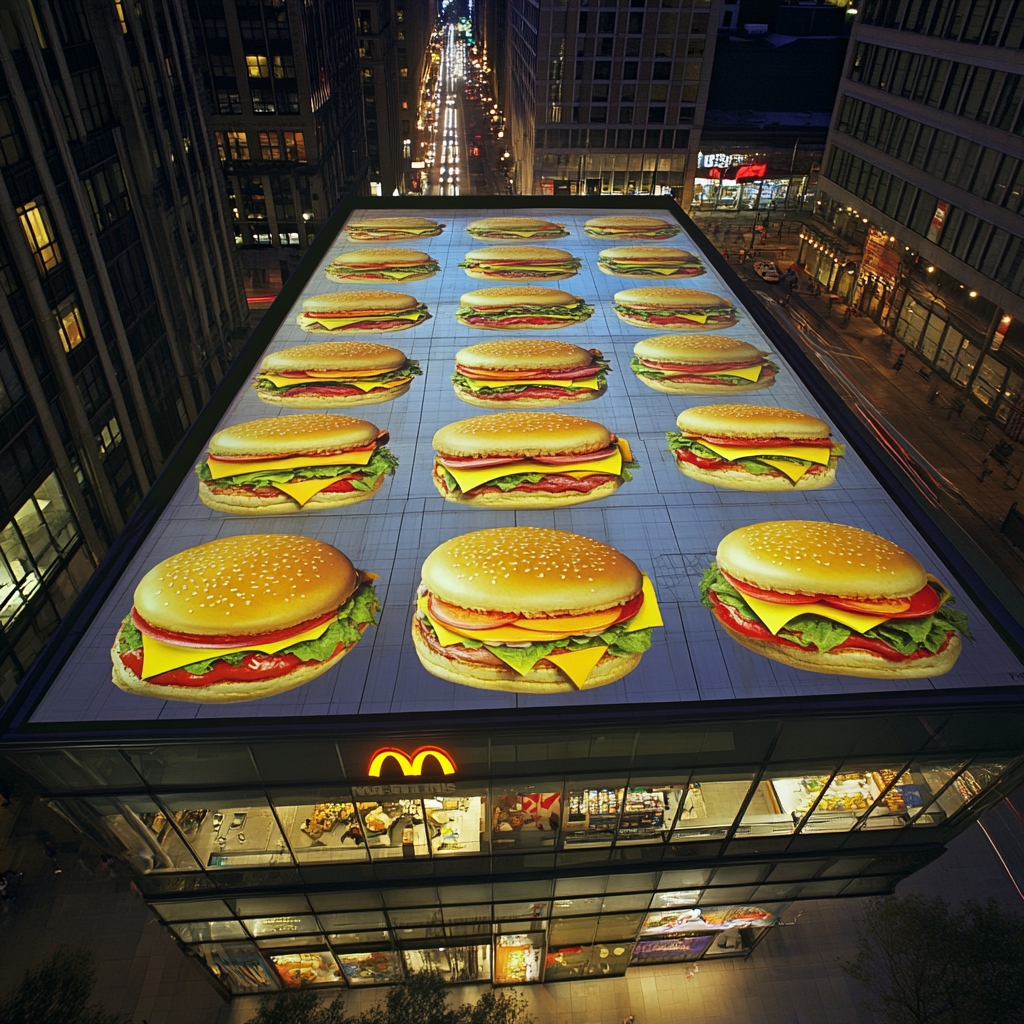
[425,22,465,196]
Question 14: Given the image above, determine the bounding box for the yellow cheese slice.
[331,269,435,280]
[547,646,609,688]
[299,311,426,329]
[742,594,889,636]
[759,459,811,483]
[697,441,831,465]
[206,449,375,480]
[140,618,334,679]
[351,227,439,236]
[444,450,622,492]
[457,375,603,393]
[625,575,663,632]
[470,230,562,238]
[258,374,411,393]
[682,364,764,382]
[616,438,633,463]
[274,477,349,506]
[416,596,468,648]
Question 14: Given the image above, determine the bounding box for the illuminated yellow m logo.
[368,746,457,777]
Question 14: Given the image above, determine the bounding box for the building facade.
[811,0,1024,427]
[189,0,368,291]
[501,0,717,200]
[0,0,249,704]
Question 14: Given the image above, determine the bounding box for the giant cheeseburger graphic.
[614,288,738,331]
[452,339,609,407]
[631,335,776,393]
[459,245,581,281]
[597,247,704,279]
[112,535,378,702]
[431,411,636,508]
[584,216,680,240]
[456,286,594,330]
[296,291,430,334]
[344,216,444,241]
[667,405,843,490]
[466,217,568,240]
[196,413,398,514]
[413,527,662,692]
[700,521,970,678]
[325,249,439,283]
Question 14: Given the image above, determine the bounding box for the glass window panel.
[920,312,946,362]
[245,914,320,938]
[382,887,438,908]
[153,900,232,922]
[601,894,651,912]
[545,941,633,980]
[641,908,705,936]
[14,498,56,575]
[201,943,277,995]
[554,875,609,898]
[801,764,909,834]
[258,935,326,950]
[327,931,390,948]
[617,782,688,843]
[935,328,963,375]
[650,890,702,908]
[495,933,544,984]
[903,760,971,824]
[550,915,599,945]
[702,886,757,903]
[710,864,768,885]
[659,868,713,888]
[170,920,246,943]
[388,907,442,927]
[552,897,603,916]
[564,781,625,846]
[357,798,429,860]
[916,757,1018,824]
[270,790,367,864]
[494,880,553,901]
[268,950,341,987]
[494,901,550,921]
[821,857,875,878]
[235,896,310,917]
[336,950,405,986]
[672,771,755,842]
[596,912,644,941]
[317,911,387,931]
[403,945,491,983]
[442,904,491,924]
[309,892,382,913]
[492,782,562,850]
[158,792,292,869]
[424,788,486,856]
[736,767,837,837]
[80,795,200,873]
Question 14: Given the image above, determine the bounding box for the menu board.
[26,204,1021,725]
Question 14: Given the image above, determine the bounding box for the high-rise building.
[189,0,368,292]
[810,1,1024,427]
[500,0,717,199]
[0,0,248,703]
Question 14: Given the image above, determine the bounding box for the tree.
[0,947,130,1024]
[243,986,348,1024]
[844,893,1024,1024]
[353,971,466,1024]
[464,989,534,1024]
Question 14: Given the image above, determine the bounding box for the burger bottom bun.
[615,312,739,332]
[432,469,622,507]
[455,318,578,331]
[257,382,411,408]
[110,633,359,703]
[299,321,419,334]
[453,384,606,408]
[636,375,773,395]
[199,474,384,515]
[412,620,639,693]
[677,460,835,491]
[325,270,434,283]
[598,266,703,278]
[462,269,577,281]
[718,621,963,679]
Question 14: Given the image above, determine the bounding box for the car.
[753,260,781,282]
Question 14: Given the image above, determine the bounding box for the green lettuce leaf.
[255,360,422,392]
[117,617,143,654]
[455,302,594,321]
[451,367,609,395]
[196,448,398,488]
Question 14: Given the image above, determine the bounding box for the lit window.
[17,201,62,274]
[279,232,300,246]
[245,54,270,78]
[54,298,85,353]
[282,131,306,162]
[225,132,249,161]
[259,131,281,161]
[215,132,226,161]
[97,417,122,457]
[271,55,295,79]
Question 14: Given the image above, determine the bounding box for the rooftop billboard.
[15,201,1024,727]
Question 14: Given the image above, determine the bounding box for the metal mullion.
[791,766,843,835]
[849,758,917,833]
[907,756,975,823]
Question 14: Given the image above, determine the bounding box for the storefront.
[797,226,856,296]
[2,196,1023,998]
[854,230,903,325]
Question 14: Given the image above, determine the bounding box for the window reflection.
[357,798,429,859]
[914,757,1018,825]
[269,949,342,987]
[170,919,246,942]
[564,782,625,846]
[403,945,491,982]
[271,790,368,864]
[737,768,837,837]
[495,933,543,983]
[336,950,404,986]
[491,782,561,849]
[80,794,199,872]
[672,772,755,841]
[802,763,912,834]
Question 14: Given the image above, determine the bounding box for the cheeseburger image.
[456,286,594,330]
[344,216,443,241]
[197,413,398,514]
[453,339,609,407]
[112,535,378,703]
[631,335,776,393]
[432,411,636,507]
[296,291,430,334]
[255,341,421,408]
[598,246,704,279]
[325,249,439,283]
[466,217,568,240]
[459,246,581,281]
[413,527,662,692]
[584,216,680,240]
[701,521,970,678]
[667,405,842,490]
[613,288,738,331]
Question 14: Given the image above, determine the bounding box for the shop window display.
[736,767,838,836]
[544,942,634,981]
[81,794,200,873]
[800,763,913,834]
[495,933,544,984]
[336,950,405,986]
[269,949,343,987]
[271,790,368,863]
[564,782,625,845]
[202,943,278,994]
[616,781,687,843]
[403,944,491,982]
[630,935,711,965]
[670,771,756,841]
[170,919,247,942]
[491,783,561,849]
[913,757,1018,824]
[357,789,485,859]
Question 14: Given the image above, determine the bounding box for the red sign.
[735,163,768,182]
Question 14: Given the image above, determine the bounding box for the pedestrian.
[623,1016,635,1024]
[738,248,746,263]
[980,457,993,482]
[722,249,728,262]
[43,839,61,874]
[893,349,906,372]
[99,853,118,880]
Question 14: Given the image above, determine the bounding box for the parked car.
[753,261,781,282]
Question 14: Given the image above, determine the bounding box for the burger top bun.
[465,245,574,262]
[209,414,380,459]
[615,287,733,309]
[301,291,419,314]
[421,527,642,617]
[460,286,579,308]
[717,521,928,601]
[134,535,359,636]
[586,216,673,229]
[434,411,610,458]
[262,342,408,374]
[456,338,592,372]
[468,217,563,230]
[676,405,830,440]
[600,246,697,260]
[634,334,763,365]
[329,249,432,267]
[347,217,438,229]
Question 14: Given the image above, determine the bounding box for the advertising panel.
[24,203,1021,726]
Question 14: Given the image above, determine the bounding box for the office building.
[0,0,248,703]
[809,1,1024,427]
[501,0,717,199]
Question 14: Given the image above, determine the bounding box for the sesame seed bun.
[301,291,419,314]
[328,248,435,268]
[599,246,696,260]
[421,527,642,617]
[614,287,732,310]
[262,342,408,374]
[466,217,567,237]
[716,521,928,601]
[433,411,610,458]
[199,474,386,514]
[465,245,575,262]
[460,286,580,309]
[456,338,592,372]
[348,217,440,229]
[635,335,762,365]
[719,620,962,679]
[208,414,381,459]
[675,405,830,440]
[133,534,359,636]
[676,458,836,492]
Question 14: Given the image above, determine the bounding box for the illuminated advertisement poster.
[641,905,778,935]
[203,943,277,994]
[630,936,712,964]
[24,203,1020,726]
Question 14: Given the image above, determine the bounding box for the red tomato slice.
[822,595,911,615]
[611,591,645,625]
[427,594,519,631]
[721,570,820,605]
[822,583,941,618]
[131,608,337,649]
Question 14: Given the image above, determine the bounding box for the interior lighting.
[969,291,978,297]
[927,266,935,273]
[1003,316,1012,324]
